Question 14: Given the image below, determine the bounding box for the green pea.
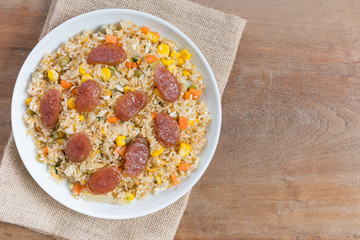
[134,69,143,78]
[187,85,196,90]
[108,65,117,71]
[150,61,159,69]
[27,108,36,116]
[51,132,59,140]
[59,55,70,68]
[125,137,133,145]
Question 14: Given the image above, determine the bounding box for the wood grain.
[2,0,360,239]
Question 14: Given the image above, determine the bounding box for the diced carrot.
[114,145,127,156]
[142,26,150,35]
[131,62,138,68]
[72,183,83,194]
[171,172,179,185]
[43,146,49,154]
[153,32,160,38]
[125,61,132,68]
[151,111,158,120]
[146,55,159,63]
[61,80,72,89]
[178,164,190,171]
[184,91,191,100]
[178,117,189,130]
[72,88,78,95]
[108,116,119,123]
[105,34,117,43]
[189,89,202,100]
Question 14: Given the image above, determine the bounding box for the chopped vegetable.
[67,98,76,109]
[189,88,202,100]
[54,163,59,174]
[167,64,176,74]
[59,55,70,68]
[146,55,159,63]
[142,26,150,35]
[160,58,174,66]
[157,44,170,57]
[51,132,59,140]
[116,135,126,146]
[107,116,119,123]
[61,80,72,89]
[188,119,195,126]
[79,115,84,121]
[72,89,78,95]
[151,111,158,120]
[125,137,133,145]
[47,69,59,82]
[43,146,49,154]
[125,192,135,203]
[150,61,159,69]
[177,58,185,66]
[105,34,117,43]
[81,73,93,83]
[178,164,190,171]
[114,145,127,156]
[170,51,181,59]
[27,108,35,116]
[79,63,87,75]
[131,62,138,68]
[123,86,135,93]
[132,57,138,62]
[151,146,164,157]
[125,61,132,68]
[25,98,33,106]
[155,176,162,184]
[72,183,83,194]
[183,70,190,77]
[178,117,189,130]
[57,139,63,145]
[108,65,117,71]
[187,85,196,90]
[154,88,162,97]
[178,142,191,157]
[146,32,158,43]
[171,172,179,185]
[134,69,144,78]
[184,91,191,100]
[180,49,192,61]
[101,67,111,81]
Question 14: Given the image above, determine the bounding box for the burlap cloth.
[0,0,246,239]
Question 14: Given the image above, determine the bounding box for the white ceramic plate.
[11,9,221,219]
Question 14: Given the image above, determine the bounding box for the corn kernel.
[79,63,87,75]
[101,67,111,82]
[107,90,112,96]
[188,120,195,126]
[79,115,84,121]
[160,58,175,66]
[170,51,181,59]
[25,98,33,106]
[146,32,158,43]
[157,44,170,57]
[151,146,164,157]
[180,49,192,61]
[155,176,162,184]
[116,135,126,146]
[177,58,185,66]
[178,142,191,157]
[47,69,59,82]
[125,192,135,201]
[67,98,76,109]
[81,73,93,83]
[167,64,176,74]
[154,88,162,97]
[57,139,63,144]
[183,70,190,77]
[123,86,135,93]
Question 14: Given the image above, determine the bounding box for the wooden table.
[2,0,360,239]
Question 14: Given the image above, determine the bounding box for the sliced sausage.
[125,138,150,178]
[65,132,91,163]
[155,112,180,147]
[75,80,100,113]
[87,166,122,195]
[40,89,61,129]
[87,43,127,65]
[155,64,181,102]
[115,90,147,121]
